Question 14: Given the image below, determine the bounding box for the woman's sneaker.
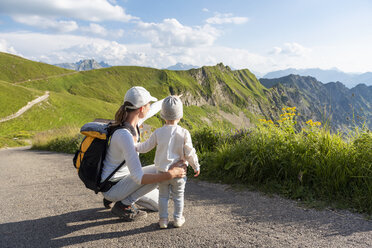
[173,216,185,228]
[103,198,113,209]
[111,201,147,221]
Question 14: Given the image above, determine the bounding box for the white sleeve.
[183,130,200,171]
[138,98,164,126]
[136,131,157,153]
[116,130,144,184]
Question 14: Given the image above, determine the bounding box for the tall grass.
[32,126,82,154]
[192,108,372,214]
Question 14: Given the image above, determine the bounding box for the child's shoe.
[173,216,185,228]
[159,218,168,229]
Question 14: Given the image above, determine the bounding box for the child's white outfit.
[136,124,200,222]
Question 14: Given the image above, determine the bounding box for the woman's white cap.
[124,86,158,108]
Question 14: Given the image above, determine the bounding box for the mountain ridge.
[54,59,111,71]
[263,68,372,88]
[260,74,372,130]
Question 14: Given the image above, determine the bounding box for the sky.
[0,0,372,75]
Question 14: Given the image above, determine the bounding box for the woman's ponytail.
[112,101,137,127]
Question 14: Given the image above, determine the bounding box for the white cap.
[124,86,158,109]
[161,95,183,120]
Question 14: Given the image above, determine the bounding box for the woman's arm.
[141,160,187,184]
[138,99,164,126]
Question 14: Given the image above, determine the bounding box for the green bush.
[193,114,372,215]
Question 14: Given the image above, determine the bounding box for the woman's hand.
[168,160,187,179]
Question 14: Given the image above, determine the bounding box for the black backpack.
[73,122,126,194]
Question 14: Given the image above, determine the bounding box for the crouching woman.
[101,86,186,221]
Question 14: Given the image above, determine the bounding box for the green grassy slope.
[0,53,269,147]
[0,52,71,83]
[0,80,43,117]
[0,91,119,147]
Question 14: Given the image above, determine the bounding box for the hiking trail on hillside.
[0,91,49,123]
[13,71,79,85]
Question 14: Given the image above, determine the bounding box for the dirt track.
[0,147,371,247]
[0,91,49,123]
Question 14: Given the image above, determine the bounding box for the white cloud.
[80,23,108,36]
[0,0,137,22]
[12,15,78,32]
[202,8,209,12]
[0,39,21,56]
[270,42,311,57]
[4,31,372,75]
[59,41,128,63]
[137,18,219,48]
[206,13,249,25]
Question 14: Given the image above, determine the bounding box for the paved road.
[0,147,371,248]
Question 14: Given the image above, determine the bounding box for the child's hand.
[194,169,200,177]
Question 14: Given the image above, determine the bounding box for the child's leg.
[158,180,171,219]
[171,177,187,219]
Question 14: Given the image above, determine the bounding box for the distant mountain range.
[166,63,199,70]
[262,68,372,88]
[54,59,111,71]
[260,75,372,130]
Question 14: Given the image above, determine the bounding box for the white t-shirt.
[136,124,200,172]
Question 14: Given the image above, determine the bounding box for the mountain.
[166,63,199,70]
[54,59,111,71]
[260,75,372,130]
[0,52,71,83]
[1,52,371,148]
[262,68,372,88]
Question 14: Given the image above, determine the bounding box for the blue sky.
[0,0,372,74]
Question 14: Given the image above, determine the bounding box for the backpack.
[73,122,126,194]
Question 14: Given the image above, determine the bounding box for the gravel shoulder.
[0,147,371,248]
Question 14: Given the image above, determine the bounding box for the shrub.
[195,108,372,214]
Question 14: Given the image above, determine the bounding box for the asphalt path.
[0,147,371,247]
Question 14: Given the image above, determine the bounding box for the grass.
[0,91,118,148]
[31,126,82,154]
[192,109,372,215]
[0,52,70,83]
[0,80,42,117]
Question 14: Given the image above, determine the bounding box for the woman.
[101,86,186,221]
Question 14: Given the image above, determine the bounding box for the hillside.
[0,52,71,83]
[0,53,273,147]
[260,75,372,130]
[1,52,370,147]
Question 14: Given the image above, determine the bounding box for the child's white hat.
[161,95,183,120]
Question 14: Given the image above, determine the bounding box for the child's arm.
[183,130,200,176]
[136,131,157,153]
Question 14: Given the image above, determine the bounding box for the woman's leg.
[103,165,158,206]
[135,165,159,211]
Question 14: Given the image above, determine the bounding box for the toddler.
[136,95,200,228]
